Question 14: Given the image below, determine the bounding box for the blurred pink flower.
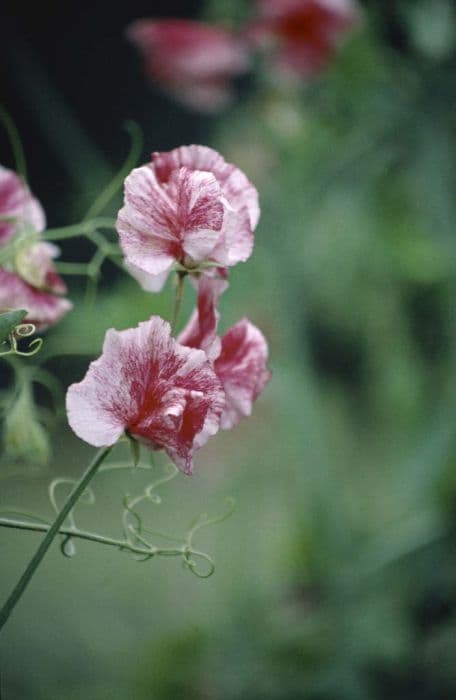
[249,0,360,79]
[127,19,251,112]
[66,316,225,474]
[179,277,271,430]
[0,165,45,245]
[117,145,259,291]
[0,167,72,330]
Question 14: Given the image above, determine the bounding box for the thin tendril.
[84,121,143,220]
[0,106,27,181]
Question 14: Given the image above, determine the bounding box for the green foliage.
[0,309,27,344]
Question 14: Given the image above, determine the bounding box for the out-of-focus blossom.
[249,0,360,79]
[0,165,72,329]
[117,145,259,291]
[179,277,271,430]
[66,316,225,474]
[0,165,45,245]
[127,19,251,112]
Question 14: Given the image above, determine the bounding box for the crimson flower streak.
[66,316,225,474]
[116,145,259,291]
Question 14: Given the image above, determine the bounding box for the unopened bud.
[4,383,51,465]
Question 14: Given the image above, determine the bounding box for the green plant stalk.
[171,271,187,334]
[0,446,112,632]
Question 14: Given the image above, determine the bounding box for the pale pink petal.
[15,242,67,294]
[0,269,72,331]
[153,145,260,231]
[124,261,171,292]
[210,201,254,266]
[66,317,225,474]
[116,164,179,276]
[178,276,228,361]
[169,168,224,263]
[116,164,225,277]
[214,319,271,429]
[0,166,45,245]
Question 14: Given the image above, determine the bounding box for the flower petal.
[0,269,72,331]
[0,165,45,245]
[215,319,271,429]
[153,145,260,230]
[117,164,224,275]
[66,317,225,473]
[127,19,251,113]
[178,275,228,361]
[124,261,171,293]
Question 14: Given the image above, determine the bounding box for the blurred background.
[1,1,456,698]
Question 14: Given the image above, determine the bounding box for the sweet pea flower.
[117,145,259,292]
[127,19,251,112]
[66,316,225,474]
[249,0,360,80]
[0,165,45,245]
[178,277,271,429]
[0,166,72,330]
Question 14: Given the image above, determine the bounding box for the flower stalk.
[0,446,112,632]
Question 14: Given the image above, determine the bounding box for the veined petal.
[153,145,260,230]
[0,166,45,245]
[0,269,72,331]
[215,319,271,429]
[178,275,228,361]
[66,317,225,474]
[116,164,225,276]
[124,261,171,292]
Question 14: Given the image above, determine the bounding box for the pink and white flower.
[117,145,259,292]
[66,316,225,474]
[0,165,45,245]
[249,0,360,79]
[178,277,271,429]
[0,165,72,329]
[214,319,271,429]
[127,19,251,112]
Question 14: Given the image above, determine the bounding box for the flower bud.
[3,383,51,465]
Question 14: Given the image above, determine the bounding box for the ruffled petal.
[153,145,260,230]
[124,261,171,293]
[178,275,228,361]
[66,317,225,473]
[0,269,72,331]
[0,165,45,245]
[215,319,271,429]
[117,164,225,275]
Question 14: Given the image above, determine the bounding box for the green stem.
[0,517,156,554]
[171,272,186,335]
[0,446,112,632]
[0,518,212,574]
[84,121,143,221]
[43,217,116,241]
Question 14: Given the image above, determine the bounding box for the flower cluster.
[127,0,360,111]
[67,146,270,474]
[0,166,72,330]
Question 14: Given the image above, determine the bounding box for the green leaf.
[0,309,28,344]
